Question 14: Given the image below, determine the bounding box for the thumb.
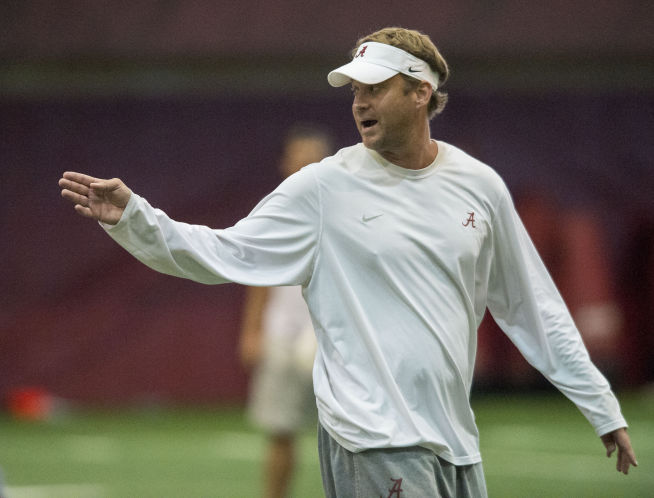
[601,434,616,457]
[90,177,131,208]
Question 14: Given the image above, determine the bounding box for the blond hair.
[353,27,449,118]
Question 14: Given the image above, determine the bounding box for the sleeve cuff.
[99,192,139,232]
[595,419,628,437]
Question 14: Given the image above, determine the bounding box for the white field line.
[62,435,122,463]
[209,431,265,461]
[209,431,319,463]
[5,483,106,498]
[53,431,268,464]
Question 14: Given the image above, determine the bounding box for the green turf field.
[1,391,652,497]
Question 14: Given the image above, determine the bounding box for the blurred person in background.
[59,27,637,497]
[239,125,332,498]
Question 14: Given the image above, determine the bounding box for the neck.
[378,123,437,170]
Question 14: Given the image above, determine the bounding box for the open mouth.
[361,120,378,129]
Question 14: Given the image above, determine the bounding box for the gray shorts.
[247,339,316,435]
[318,423,487,498]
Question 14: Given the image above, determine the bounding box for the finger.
[619,446,638,474]
[601,435,616,458]
[617,449,638,475]
[619,450,631,474]
[62,171,101,187]
[89,177,123,192]
[59,177,90,196]
[61,189,90,207]
[73,204,97,219]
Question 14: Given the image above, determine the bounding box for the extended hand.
[601,428,638,475]
[59,172,131,225]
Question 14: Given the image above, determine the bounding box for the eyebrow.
[351,80,389,90]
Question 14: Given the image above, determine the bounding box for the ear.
[415,81,432,109]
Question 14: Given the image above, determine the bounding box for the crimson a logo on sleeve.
[355,45,368,58]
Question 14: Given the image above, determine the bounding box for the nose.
[353,94,369,112]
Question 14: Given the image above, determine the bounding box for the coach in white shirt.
[59,26,637,498]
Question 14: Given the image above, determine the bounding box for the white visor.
[328,42,439,91]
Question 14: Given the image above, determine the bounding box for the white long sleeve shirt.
[103,141,626,464]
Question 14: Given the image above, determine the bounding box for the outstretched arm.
[59,171,131,225]
[601,428,638,475]
[57,166,319,287]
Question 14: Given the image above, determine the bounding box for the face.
[351,74,420,157]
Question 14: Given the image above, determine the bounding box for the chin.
[361,135,381,151]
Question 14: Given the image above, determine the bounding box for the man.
[239,125,331,498]
[59,27,637,497]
